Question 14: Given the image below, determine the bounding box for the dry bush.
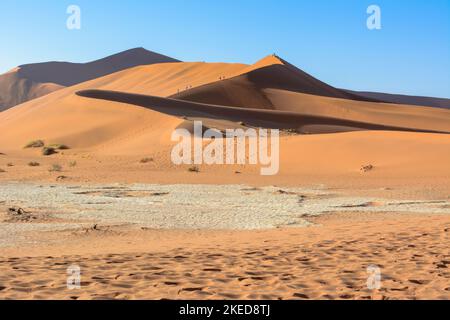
[140,157,154,164]
[24,140,44,148]
[188,165,200,173]
[49,164,63,172]
[49,144,70,150]
[42,147,57,156]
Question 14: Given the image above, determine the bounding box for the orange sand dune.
[0,61,248,150]
[0,48,178,111]
[173,55,380,108]
[172,58,450,133]
[263,89,450,133]
[77,89,450,135]
[346,89,450,109]
[1,54,450,158]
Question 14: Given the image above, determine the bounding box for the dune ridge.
[77,89,450,135]
[172,55,380,108]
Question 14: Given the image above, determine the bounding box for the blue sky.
[0,0,449,98]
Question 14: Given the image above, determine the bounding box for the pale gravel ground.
[1,182,450,247]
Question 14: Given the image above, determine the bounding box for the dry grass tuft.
[49,164,63,172]
[69,161,77,167]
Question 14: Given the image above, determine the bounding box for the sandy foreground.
[0,182,448,300]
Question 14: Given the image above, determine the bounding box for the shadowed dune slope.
[262,89,450,133]
[77,89,450,135]
[0,48,179,111]
[172,55,380,109]
[174,55,450,110]
[0,71,64,111]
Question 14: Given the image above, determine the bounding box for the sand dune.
[0,61,252,150]
[0,53,449,161]
[263,89,450,133]
[168,56,450,132]
[346,90,450,109]
[1,54,450,156]
[0,48,178,111]
[77,89,450,135]
[172,55,380,109]
[0,71,64,112]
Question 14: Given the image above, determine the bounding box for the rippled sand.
[0,183,449,300]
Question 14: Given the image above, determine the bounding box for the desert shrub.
[140,157,154,164]
[24,140,44,148]
[28,162,40,167]
[69,161,77,167]
[42,147,57,156]
[7,163,13,167]
[49,164,63,172]
[188,165,200,173]
[0,168,5,173]
[49,144,70,150]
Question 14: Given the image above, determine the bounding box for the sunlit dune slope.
[0,61,248,150]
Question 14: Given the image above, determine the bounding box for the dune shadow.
[76,89,450,135]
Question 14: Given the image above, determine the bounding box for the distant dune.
[344,90,450,109]
[0,71,64,110]
[0,48,179,111]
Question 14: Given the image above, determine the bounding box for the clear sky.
[0,0,449,98]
